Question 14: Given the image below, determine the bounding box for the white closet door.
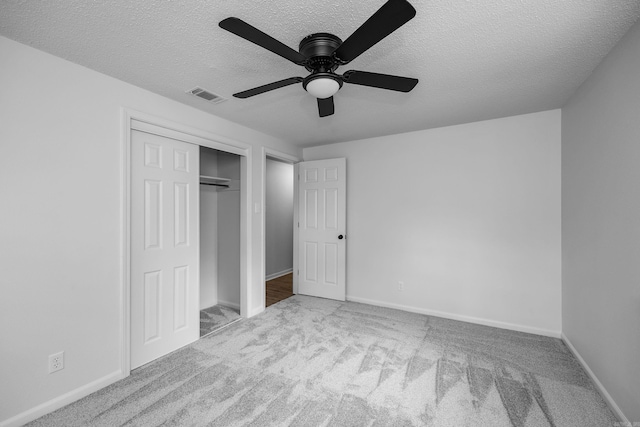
[130,130,199,369]
[297,158,346,301]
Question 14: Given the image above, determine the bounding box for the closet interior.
[199,146,241,337]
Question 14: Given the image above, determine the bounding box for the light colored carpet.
[28,296,617,426]
[200,304,241,338]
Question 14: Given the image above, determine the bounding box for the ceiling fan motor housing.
[299,33,342,73]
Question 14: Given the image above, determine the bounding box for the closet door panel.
[173,182,190,247]
[144,180,163,250]
[143,270,162,343]
[131,130,199,369]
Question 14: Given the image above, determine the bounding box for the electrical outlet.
[398,281,405,292]
[49,351,64,374]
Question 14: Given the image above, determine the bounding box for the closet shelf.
[200,175,231,187]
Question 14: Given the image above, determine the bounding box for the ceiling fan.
[219,0,419,118]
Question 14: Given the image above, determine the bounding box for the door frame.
[261,148,300,302]
[121,108,252,375]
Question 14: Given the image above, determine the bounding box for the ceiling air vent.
[186,87,227,104]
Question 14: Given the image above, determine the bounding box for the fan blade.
[233,77,304,99]
[333,0,416,64]
[342,70,418,92]
[220,18,306,65]
[317,97,335,117]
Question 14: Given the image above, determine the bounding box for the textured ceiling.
[1,1,639,147]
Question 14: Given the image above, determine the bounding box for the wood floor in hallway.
[266,273,293,307]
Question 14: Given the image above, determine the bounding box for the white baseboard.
[0,370,124,427]
[345,295,562,338]
[265,268,293,282]
[561,333,629,423]
[217,299,240,311]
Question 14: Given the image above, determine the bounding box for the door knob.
[338,234,344,240]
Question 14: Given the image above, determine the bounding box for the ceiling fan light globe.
[306,78,340,99]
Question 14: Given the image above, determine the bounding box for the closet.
[199,146,241,336]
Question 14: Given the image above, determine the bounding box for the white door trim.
[293,163,299,296]
[261,147,300,305]
[120,108,252,376]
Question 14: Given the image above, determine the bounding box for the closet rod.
[199,182,229,187]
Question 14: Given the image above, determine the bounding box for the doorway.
[262,155,347,305]
[265,156,295,306]
[261,148,299,308]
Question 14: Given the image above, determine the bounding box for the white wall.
[200,147,219,310]
[217,152,241,309]
[0,36,301,425]
[562,19,640,423]
[265,159,294,278]
[304,110,562,336]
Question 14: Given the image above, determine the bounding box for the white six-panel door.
[130,130,200,369]
[297,158,346,301]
